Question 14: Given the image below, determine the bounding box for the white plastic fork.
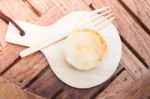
[20,7,115,57]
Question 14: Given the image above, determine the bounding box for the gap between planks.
[23,0,42,16]
[117,1,150,68]
[95,69,150,99]
[120,36,149,69]
[0,56,21,75]
[23,65,50,89]
[119,0,150,36]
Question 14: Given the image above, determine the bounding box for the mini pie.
[63,28,107,70]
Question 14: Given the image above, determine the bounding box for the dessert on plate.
[63,28,107,70]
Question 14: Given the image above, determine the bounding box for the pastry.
[63,28,107,70]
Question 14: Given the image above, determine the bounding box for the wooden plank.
[139,86,150,99]
[36,2,63,25]
[51,0,91,14]
[0,19,7,50]
[121,43,147,79]
[26,68,65,99]
[24,0,52,15]
[121,0,150,31]
[96,70,150,99]
[0,0,38,23]
[0,77,45,99]
[92,0,150,67]
[96,70,134,99]
[0,44,24,74]
[2,52,48,88]
[82,0,93,6]
[37,0,91,25]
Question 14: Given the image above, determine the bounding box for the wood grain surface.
[0,77,45,99]
[24,0,51,15]
[2,52,48,88]
[96,70,150,99]
[0,0,149,99]
[121,0,150,31]
[26,68,65,99]
[0,19,7,50]
[82,0,93,6]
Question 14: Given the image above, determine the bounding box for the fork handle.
[20,33,68,57]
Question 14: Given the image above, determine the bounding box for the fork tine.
[77,7,110,27]
[95,17,115,30]
[90,7,110,16]
[92,13,114,26]
[92,9,112,21]
[105,13,113,19]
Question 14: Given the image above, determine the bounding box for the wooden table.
[0,0,150,99]
[0,77,45,99]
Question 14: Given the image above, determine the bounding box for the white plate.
[6,11,122,89]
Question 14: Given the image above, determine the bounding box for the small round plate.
[42,12,122,89]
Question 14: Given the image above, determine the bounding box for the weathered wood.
[139,86,150,99]
[26,68,65,99]
[2,52,48,88]
[121,0,150,31]
[36,0,91,25]
[82,0,93,6]
[0,77,45,99]
[121,43,147,79]
[96,70,134,99]
[96,70,150,99]
[36,2,63,25]
[24,0,52,15]
[0,0,38,23]
[0,44,24,74]
[51,0,91,14]
[0,19,7,50]
[92,0,150,67]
